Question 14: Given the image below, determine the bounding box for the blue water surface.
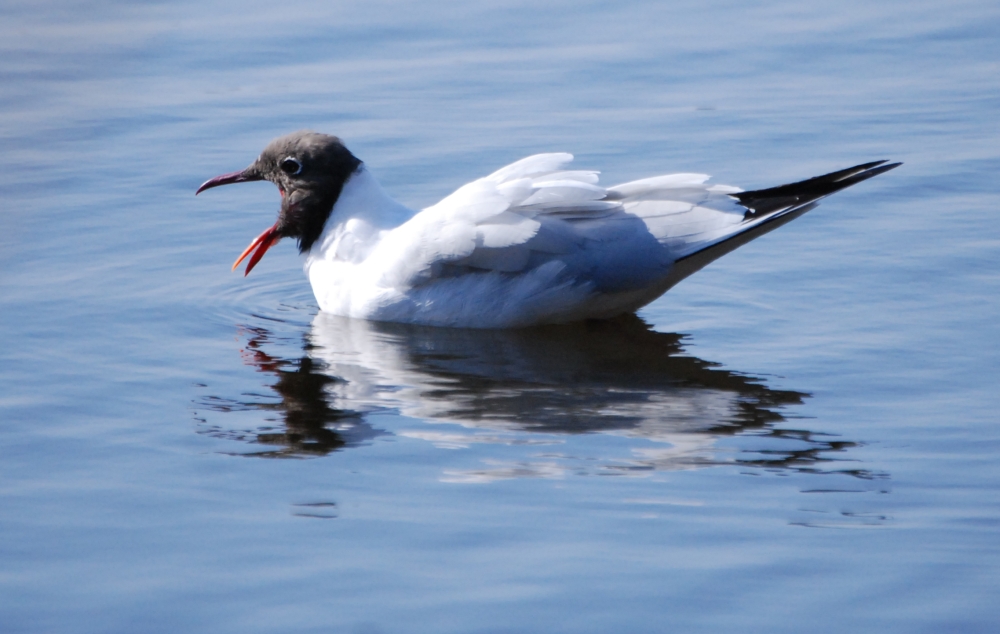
[2,1,999,632]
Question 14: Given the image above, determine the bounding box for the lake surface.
[2,1,999,632]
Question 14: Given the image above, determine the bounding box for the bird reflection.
[194,326,381,457]
[196,313,876,478]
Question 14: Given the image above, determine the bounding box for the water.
[2,0,999,632]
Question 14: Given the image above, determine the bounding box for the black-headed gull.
[198,131,898,328]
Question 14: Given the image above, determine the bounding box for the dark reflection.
[194,326,381,457]
[195,313,879,478]
[371,316,798,434]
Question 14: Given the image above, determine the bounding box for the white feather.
[302,154,803,327]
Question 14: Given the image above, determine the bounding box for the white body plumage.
[305,154,754,328]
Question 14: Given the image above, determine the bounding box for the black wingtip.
[866,161,902,176]
[735,160,901,216]
[822,160,902,190]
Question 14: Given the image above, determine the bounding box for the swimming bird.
[197,131,898,328]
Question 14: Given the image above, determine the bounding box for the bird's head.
[197,131,362,275]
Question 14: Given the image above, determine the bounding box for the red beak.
[197,168,277,275]
[232,224,282,276]
[196,169,262,194]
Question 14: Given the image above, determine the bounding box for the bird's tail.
[663,160,901,288]
[734,160,902,218]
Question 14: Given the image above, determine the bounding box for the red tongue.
[232,224,281,276]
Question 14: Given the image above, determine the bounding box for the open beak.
[196,168,278,275]
[232,224,281,276]
[196,169,263,194]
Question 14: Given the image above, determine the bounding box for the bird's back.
[305,154,897,328]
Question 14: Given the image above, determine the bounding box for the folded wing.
[371,154,899,297]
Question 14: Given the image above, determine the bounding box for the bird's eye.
[279,157,303,175]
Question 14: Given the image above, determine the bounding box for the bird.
[197,131,899,328]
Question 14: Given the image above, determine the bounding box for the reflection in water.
[194,326,382,457]
[195,314,879,479]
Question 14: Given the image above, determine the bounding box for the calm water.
[3,1,999,632]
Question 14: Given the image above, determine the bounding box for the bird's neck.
[305,166,413,262]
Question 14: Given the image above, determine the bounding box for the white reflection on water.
[195,312,883,482]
